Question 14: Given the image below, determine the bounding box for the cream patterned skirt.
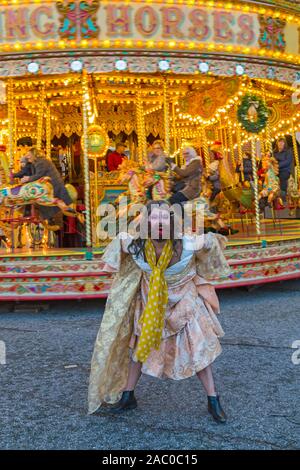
[129,273,224,380]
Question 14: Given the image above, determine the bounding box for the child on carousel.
[88,200,230,423]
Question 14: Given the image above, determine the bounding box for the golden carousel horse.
[0,177,84,248]
[218,153,254,209]
[287,174,300,215]
[114,160,232,235]
[0,177,84,221]
[259,154,283,210]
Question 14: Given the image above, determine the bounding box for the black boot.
[109,391,137,414]
[207,395,227,423]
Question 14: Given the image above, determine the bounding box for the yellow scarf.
[135,239,173,363]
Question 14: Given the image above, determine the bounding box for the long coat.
[27,157,72,220]
[274,147,293,177]
[173,158,202,200]
[13,161,34,179]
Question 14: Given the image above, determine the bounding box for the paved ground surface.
[0,280,299,450]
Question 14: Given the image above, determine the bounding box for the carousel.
[0,0,300,300]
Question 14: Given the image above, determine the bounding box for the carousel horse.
[116,160,173,206]
[287,174,300,215]
[259,154,283,211]
[0,177,84,224]
[117,160,148,205]
[207,142,253,209]
[143,167,173,200]
[218,153,254,209]
[101,159,233,237]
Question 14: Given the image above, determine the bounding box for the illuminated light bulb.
[199,62,209,73]
[236,65,245,76]
[70,60,83,72]
[27,62,39,74]
[115,59,127,71]
[158,60,170,71]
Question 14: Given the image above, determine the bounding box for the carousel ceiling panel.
[178,78,240,120]
[51,104,82,138]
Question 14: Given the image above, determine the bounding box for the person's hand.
[21,176,30,183]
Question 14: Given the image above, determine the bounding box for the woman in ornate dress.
[88,200,231,423]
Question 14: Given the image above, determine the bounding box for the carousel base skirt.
[0,219,300,300]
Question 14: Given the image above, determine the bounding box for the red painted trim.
[1,255,299,276]
[0,293,109,301]
[0,271,110,279]
[215,271,300,289]
[1,271,300,300]
[228,252,300,266]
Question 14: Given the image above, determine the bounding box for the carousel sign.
[0,1,298,56]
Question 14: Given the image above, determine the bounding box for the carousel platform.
[0,219,300,301]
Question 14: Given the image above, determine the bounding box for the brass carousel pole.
[37,86,45,151]
[223,125,229,168]
[291,120,300,187]
[251,136,261,236]
[7,78,16,250]
[219,116,225,155]
[262,86,272,155]
[236,116,244,182]
[7,78,15,180]
[228,122,236,170]
[171,100,178,154]
[136,89,147,164]
[201,127,210,170]
[82,71,92,250]
[163,79,170,157]
[46,104,51,160]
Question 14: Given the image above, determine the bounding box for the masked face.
[148,207,171,240]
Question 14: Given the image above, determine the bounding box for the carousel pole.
[228,122,236,170]
[171,100,178,154]
[251,136,261,236]
[7,78,16,250]
[7,78,15,181]
[262,85,272,154]
[201,127,210,170]
[223,126,229,168]
[136,89,147,164]
[219,116,225,155]
[37,86,45,151]
[163,79,170,156]
[291,121,300,188]
[265,121,273,154]
[82,70,92,250]
[46,104,51,160]
[236,120,244,182]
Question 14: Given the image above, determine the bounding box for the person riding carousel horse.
[19,147,83,228]
[0,148,84,234]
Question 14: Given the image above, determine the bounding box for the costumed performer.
[88,200,230,423]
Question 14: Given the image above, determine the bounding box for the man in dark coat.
[20,148,72,221]
[274,138,294,199]
[13,156,33,179]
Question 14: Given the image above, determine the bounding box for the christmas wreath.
[237,93,269,134]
